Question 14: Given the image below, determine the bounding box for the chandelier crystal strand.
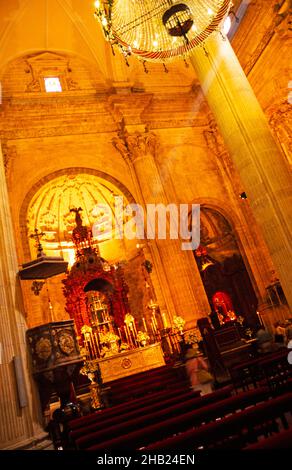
[95,1,232,62]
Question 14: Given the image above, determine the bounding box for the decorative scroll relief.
[268,101,292,166]
[274,0,292,38]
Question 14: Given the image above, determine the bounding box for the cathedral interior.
[0,0,291,453]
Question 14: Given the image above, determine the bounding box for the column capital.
[268,100,292,128]
[274,0,291,38]
[112,124,160,163]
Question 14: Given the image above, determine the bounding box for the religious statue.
[213,295,236,325]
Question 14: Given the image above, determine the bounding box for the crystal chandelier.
[94,0,232,62]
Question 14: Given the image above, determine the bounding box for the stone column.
[203,118,275,302]
[113,126,210,327]
[0,143,45,449]
[190,33,292,308]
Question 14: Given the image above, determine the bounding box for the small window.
[44,77,62,93]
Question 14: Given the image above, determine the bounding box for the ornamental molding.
[108,94,153,126]
[0,121,118,141]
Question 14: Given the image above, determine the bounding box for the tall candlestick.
[124,325,130,345]
[92,332,99,358]
[151,319,156,336]
[162,313,167,329]
[94,332,100,357]
[89,334,96,359]
[129,323,135,345]
[86,338,92,359]
[133,321,138,338]
[152,314,158,330]
[142,317,148,332]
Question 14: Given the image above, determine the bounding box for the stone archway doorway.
[194,207,259,330]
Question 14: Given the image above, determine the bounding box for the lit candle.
[89,334,96,359]
[118,327,122,340]
[152,314,158,330]
[150,320,155,336]
[86,337,92,359]
[124,325,131,345]
[162,313,167,329]
[94,332,100,356]
[133,321,138,338]
[143,317,148,332]
[129,323,135,344]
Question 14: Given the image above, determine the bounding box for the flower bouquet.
[137,330,150,346]
[173,315,186,333]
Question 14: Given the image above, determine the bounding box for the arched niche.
[194,206,259,329]
[20,168,136,265]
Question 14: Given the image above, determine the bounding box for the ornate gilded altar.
[62,208,130,338]
[95,342,165,383]
[48,209,186,405]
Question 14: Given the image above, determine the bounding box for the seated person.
[256,327,274,354]
[286,321,292,344]
[274,322,285,345]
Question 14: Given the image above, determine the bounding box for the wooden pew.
[144,391,292,450]
[85,387,268,451]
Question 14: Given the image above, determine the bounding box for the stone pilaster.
[0,143,45,449]
[113,126,210,327]
[190,33,292,308]
[203,118,276,302]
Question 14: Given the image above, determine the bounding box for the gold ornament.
[58,332,75,355]
[35,337,52,360]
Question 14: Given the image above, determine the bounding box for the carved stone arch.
[19,167,136,262]
[189,198,259,290]
[189,199,260,328]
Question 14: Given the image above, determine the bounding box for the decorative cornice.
[0,121,118,141]
[108,94,153,126]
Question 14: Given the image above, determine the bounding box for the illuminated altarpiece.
[62,209,166,386]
